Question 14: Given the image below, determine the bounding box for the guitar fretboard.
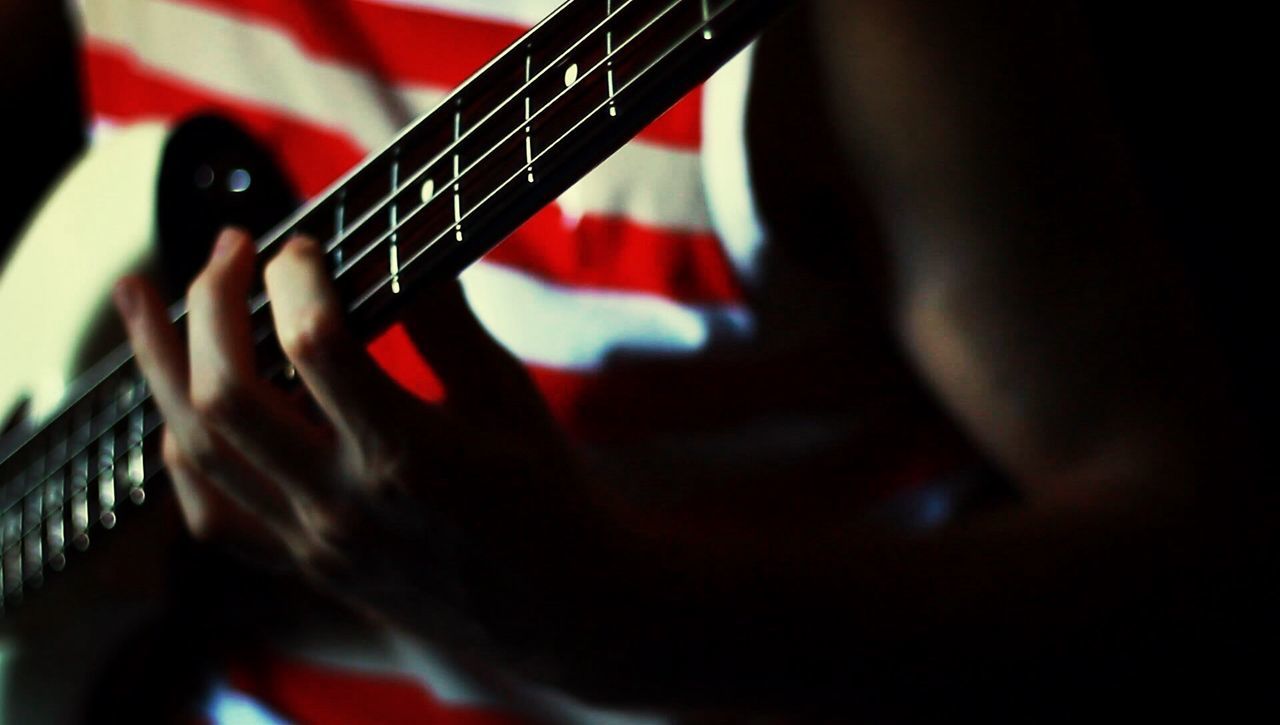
[0,0,782,611]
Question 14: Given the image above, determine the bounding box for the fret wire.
[0,0,675,489]
[126,401,147,503]
[2,469,24,598]
[1,378,148,514]
[2,0,753,531]
[0,391,144,521]
[181,0,675,356]
[233,0,680,343]
[308,0,647,259]
[22,449,44,583]
[45,420,67,569]
[316,0,689,295]
[255,0,725,348]
[0,0,651,485]
[69,403,90,550]
[389,148,402,294]
[334,188,347,268]
[47,472,66,569]
[349,1,727,313]
[243,0,648,273]
[607,0,618,117]
[4,411,162,555]
[70,451,90,550]
[98,392,118,529]
[3,396,92,504]
[525,48,535,183]
[452,107,464,243]
[2,417,166,573]
[1,0,771,609]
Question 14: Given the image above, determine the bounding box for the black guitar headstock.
[156,114,296,299]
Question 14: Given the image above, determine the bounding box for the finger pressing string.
[265,235,452,457]
[188,228,258,385]
[115,275,301,539]
[184,229,341,502]
[114,276,189,412]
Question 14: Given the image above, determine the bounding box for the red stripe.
[84,41,364,197]
[226,654,533,725]
[168,0,703,148]
[369,323,446,402]
[86,42,733,303]
[489,206,744,304]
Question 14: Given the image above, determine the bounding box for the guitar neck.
[0,0,784,611]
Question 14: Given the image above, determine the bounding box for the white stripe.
[204,683,290,725]
[82,0,715,232]
[702,42,767,284]
[461,261,754,370]
[83,0,445,149]
[357,0,563,26]
[561,141,711,232]
[274,628,670,725]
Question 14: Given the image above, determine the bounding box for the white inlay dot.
[564,63,579,87]
[421,178,435,204]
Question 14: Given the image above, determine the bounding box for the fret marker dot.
[421,178,435,203]
[564,63,579,87]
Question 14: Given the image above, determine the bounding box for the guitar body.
[0,115,294,723]
[0,123,165,431]
[0,1,785,719]
[1,115,295,430]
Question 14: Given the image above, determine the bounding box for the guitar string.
[344,6,725,317]
[1,2,733,586]
[234,0,694,354]
[0,0,703,509]
[0,0,739,547]
[297,0,652,264]
[251,0,721,376]
[252,0,691,312]
[2,415,163,577]
[0,0,660,459]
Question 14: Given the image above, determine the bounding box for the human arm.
[113,0,1271,714]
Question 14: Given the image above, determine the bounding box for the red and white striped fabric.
[74,0,771,448]
[73,1,769,721]
[71,1,963,721]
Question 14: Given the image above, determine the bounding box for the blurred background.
[2,1,1269,437]
[0,2,1270,720]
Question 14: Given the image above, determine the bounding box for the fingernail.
[290,234,318,255]
[213,228,244,258]
[113,278,139,319]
